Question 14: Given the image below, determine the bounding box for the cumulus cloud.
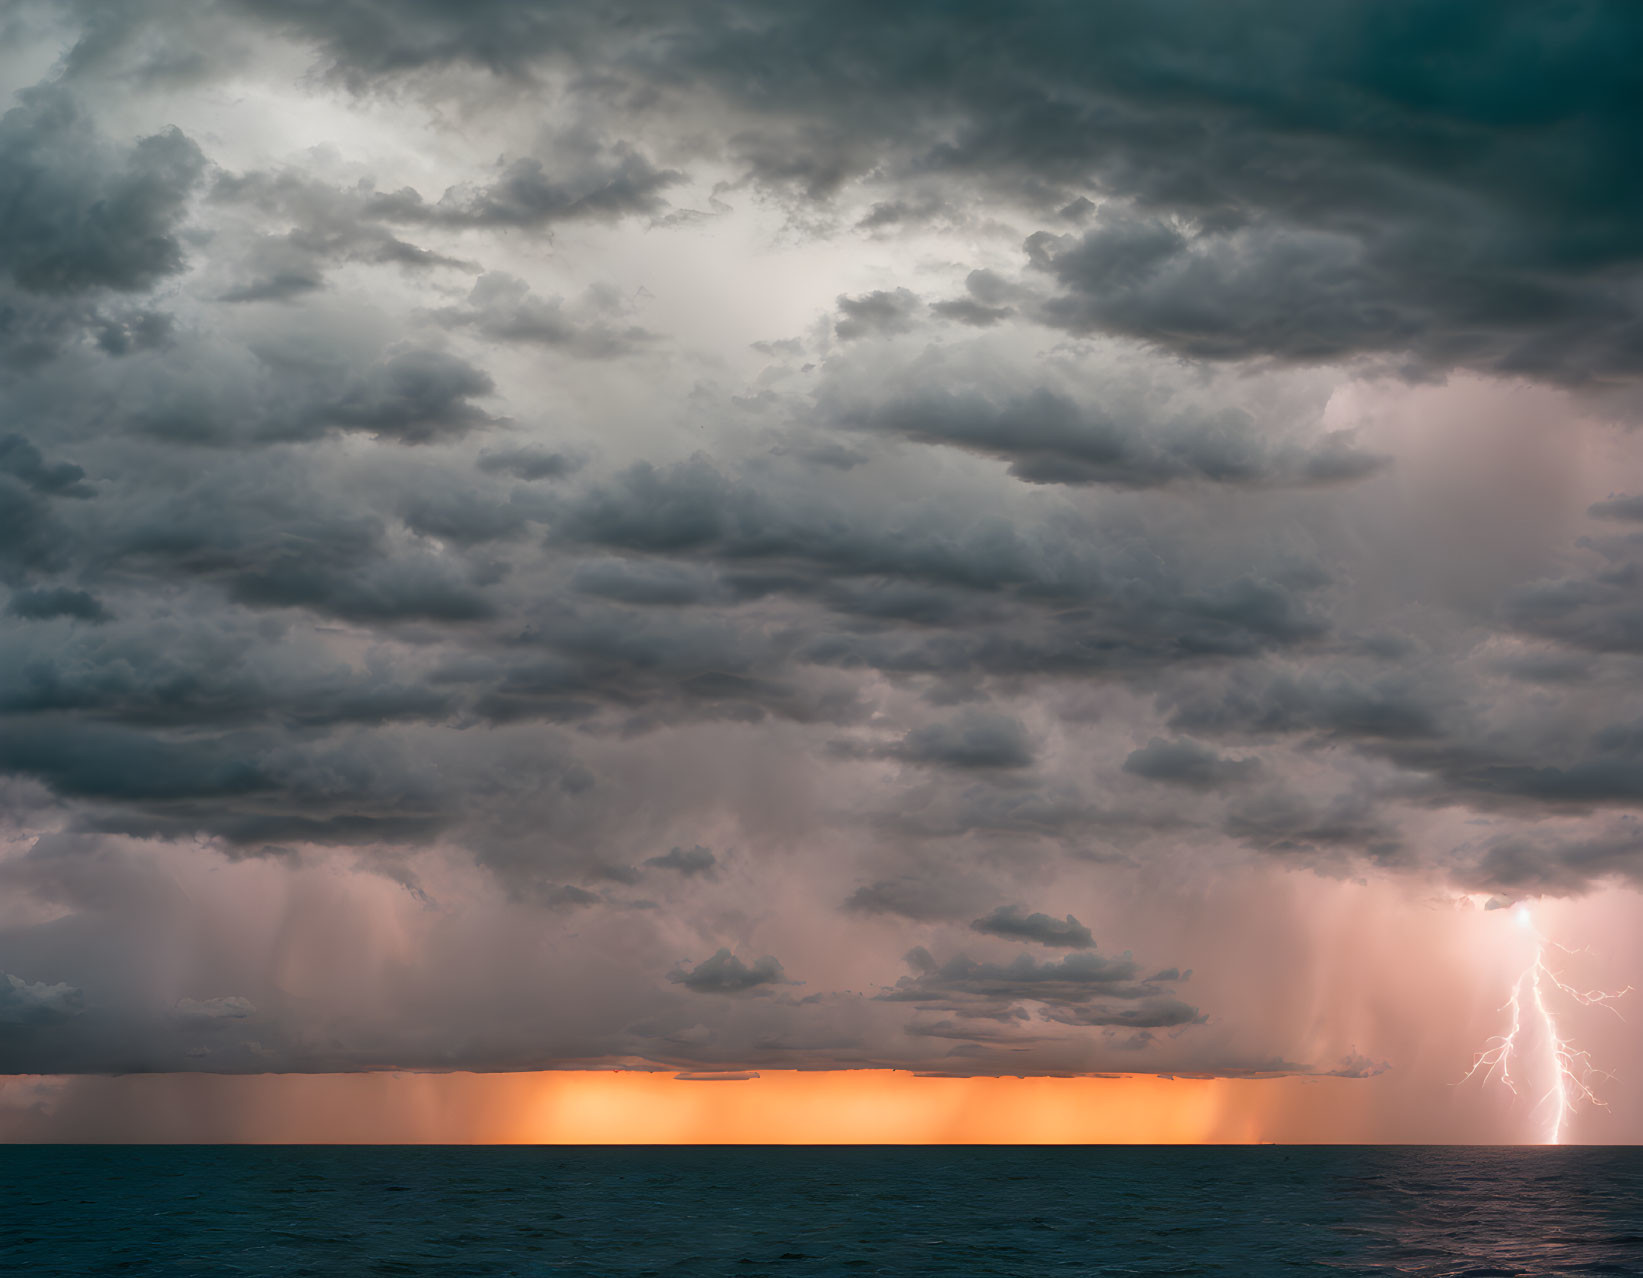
[0,974,85,1026]
[669,950,789,995]
[970,907,1095,949]
[0,86,203,295]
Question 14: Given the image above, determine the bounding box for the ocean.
[3,1145,1641,1276]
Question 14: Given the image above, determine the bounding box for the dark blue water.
[4,1146,1641,1276]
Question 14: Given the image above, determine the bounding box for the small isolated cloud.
[669,949,788,994]
[674,1070,760,1081]
[970,906,1095,949]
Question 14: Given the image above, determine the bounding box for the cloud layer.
[0,1,1639,1108]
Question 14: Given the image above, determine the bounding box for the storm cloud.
[0,0,1639,1111]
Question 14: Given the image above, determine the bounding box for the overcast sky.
[2,1,1641,1142]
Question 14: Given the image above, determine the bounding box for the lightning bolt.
[1460,904,1631,1144]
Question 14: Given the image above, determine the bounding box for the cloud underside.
[0,0,1639,1079]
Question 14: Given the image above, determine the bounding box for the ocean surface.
[3,1145,1641,1276]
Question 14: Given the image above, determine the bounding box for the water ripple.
[2,1146,1641,1277]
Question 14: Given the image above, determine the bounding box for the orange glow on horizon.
[507,1070,1246,1144]
[1,1068,1396,1144]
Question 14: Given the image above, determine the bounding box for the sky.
[1,0,1641,1144]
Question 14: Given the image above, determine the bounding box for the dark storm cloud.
[883,947,1143,1005]
[0,719,274,806]
[669,949,788,994]
[881,947,1197,1029]
[5,586,110,623]
[856,197,947,231]
[930,270,1019,327]
[209,169,475,302]
[1024,192,1639,382]
[1396,728,1643,812]
[461,597,868,732]
[1460,822,1643,895]
[114,497,498,624]
[3,0,1642,1089]
[0,716,458,848]
[317,348,497,445]
[90,308,175,356]
[970,906,1094,949]
[834,290,921,342]
[362,148,679,230]
[928,297,1013,328]
[797,578,1328,679]
[0,86,203,294]
[1167,672,1445,742]
[554,457,1333,675]
[123,341,499,448]
[572,560,718,607]
[1171,663,1643,826]
[0,973,85,1026]
[215,0,1643,388]
[0,435,95,498]
[556,457,1082,592]
[397,486,541,547]
[1122,738,1261,790]
[836,385,1385,489]
[1225,788,1404,862]
[1039,998,1202,1030]
[0,481,67,581]
[897,711,1034,771]
[1502,547,1643,655]
[0,618,451,728]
